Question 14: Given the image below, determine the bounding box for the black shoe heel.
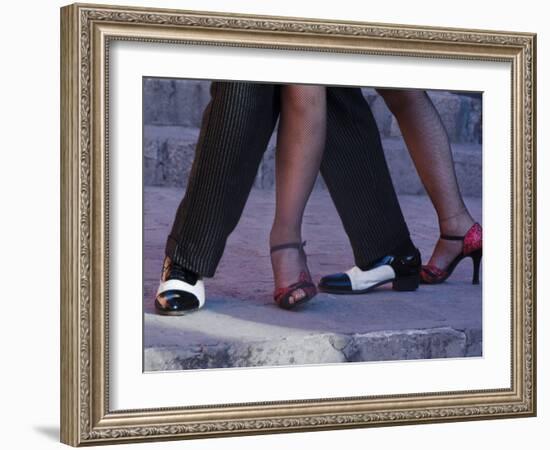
[392,274,419,291]
[471,249,482,285]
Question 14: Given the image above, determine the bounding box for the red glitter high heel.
[420,222,482,285]
[270,241,317,310]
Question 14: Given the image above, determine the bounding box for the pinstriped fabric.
[166,82,280,276]
[322,87,410,268]
[165,83,410,277]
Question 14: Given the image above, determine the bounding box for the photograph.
[142,79,484,371]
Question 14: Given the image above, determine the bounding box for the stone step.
[145,326,480,371]
[383,138,481,198]
[144,188,482,371]
[144,79,482,145]
[144,126,482,197]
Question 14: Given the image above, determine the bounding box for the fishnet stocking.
[377,88,476,269]
[270,85,326,290]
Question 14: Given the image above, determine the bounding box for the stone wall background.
[143,78,482,197]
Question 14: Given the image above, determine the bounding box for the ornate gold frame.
[60,2,536,446]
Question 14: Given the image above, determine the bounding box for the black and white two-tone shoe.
[318,247,421,295]
[154,257,205,315]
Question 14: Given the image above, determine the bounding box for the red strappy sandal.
[270,241,317,310]
[420,222,482,285]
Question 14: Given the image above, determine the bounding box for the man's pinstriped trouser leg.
[165,82,410,277]
[322,87,410,269]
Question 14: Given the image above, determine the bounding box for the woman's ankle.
[270,225,302,247]
[438,209,475,236]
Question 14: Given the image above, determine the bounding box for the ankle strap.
[440,222,481,241]
[440,234,464,241]
[270,241,306,254]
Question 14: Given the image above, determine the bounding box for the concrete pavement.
[143,188,482,371]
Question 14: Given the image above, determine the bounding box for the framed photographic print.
[60,2,536,446]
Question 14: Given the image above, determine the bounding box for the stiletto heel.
[420,222,482,285]
[471,249,482,285]
[270,241,317,310]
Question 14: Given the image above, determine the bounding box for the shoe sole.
[318,274,421,295]
[277,293,317,310]
[318,278,395,295]
[154,299,202,316]
[154,306,202,316]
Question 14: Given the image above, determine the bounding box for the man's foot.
[154,256,205,315]
[318,244,421,294]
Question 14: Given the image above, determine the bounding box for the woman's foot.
[425,210,475,270]
[421,208,483,285]
[269,231,316,309]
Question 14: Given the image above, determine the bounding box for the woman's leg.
[377,89,475,269]
[270,84,326,293]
